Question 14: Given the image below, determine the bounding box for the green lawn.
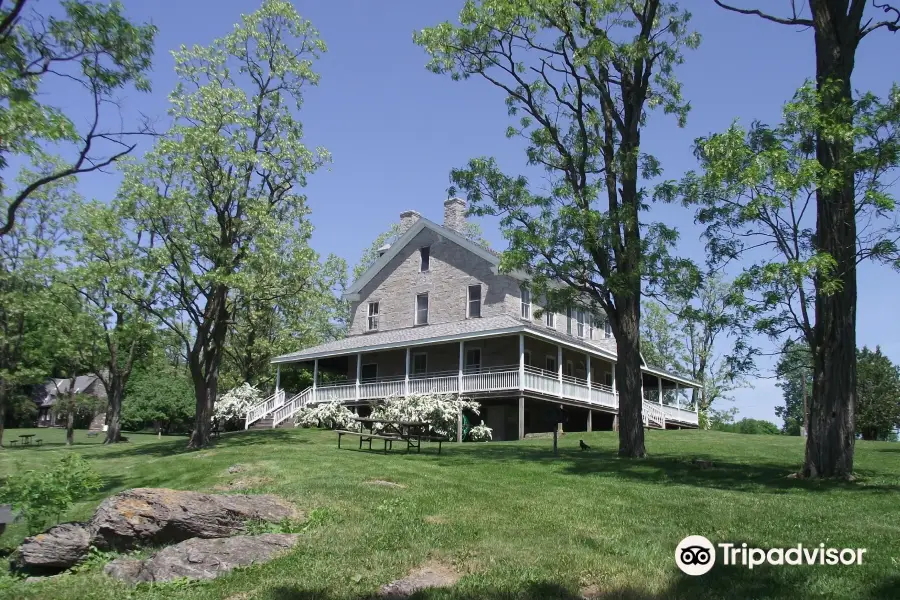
[1,427,898,600]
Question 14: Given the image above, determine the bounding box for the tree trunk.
[104,382,123,444]
[188,375,215,448]
[803,3,859,480]
[65,400,75,446]
[0,380,7,449]
[614,295,646,458]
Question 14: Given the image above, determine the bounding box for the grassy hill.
[1,427,898,599]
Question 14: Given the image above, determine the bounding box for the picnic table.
[336,418,448,454]
[18,434,35,446]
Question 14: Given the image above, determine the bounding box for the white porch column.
[275,365,281,395]
[355,352,361,401]
[518,333,525,390]
[405,347,410,397]
[557,345,563,398]
[675,382,680,410]
[658,375,663,406]
[586,356,592,391]
[313,358,319,404]
[458,341,464,394]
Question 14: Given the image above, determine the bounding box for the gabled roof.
[343,216,524,301]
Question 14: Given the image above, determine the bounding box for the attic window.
[520,286,531,319]
[420,246,430,272]
[416,293,429,325]
[367,302,379,331]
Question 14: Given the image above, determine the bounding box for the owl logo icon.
[675,535,716,576]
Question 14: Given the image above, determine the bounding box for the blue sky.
[50,1,900,423]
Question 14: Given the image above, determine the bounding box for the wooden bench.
[336,430,403,454]
[35,439,42,446]
[86,431,99,437]
[7,440,17,447]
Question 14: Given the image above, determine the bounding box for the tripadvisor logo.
[675,536,867,576]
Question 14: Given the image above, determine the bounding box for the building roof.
[40,375,104,406]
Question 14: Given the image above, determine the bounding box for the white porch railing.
[272,388,313,427]
[244,389,285,429]
[245,368,699,429]
[642,401,666,428]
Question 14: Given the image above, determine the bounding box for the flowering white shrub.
[294,401,359,430]
[467,424,493,442]
[369,392,481,438]
[215,383,264,428]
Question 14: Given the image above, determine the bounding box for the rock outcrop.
[104,534,300,583]
[90,488,297,551]
[10,523,91,575]
[11,488,298,574]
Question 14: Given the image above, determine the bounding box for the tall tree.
[0,0,156,235]
[63,200,153,443]
[775,340,813,436]
[416,0,699,457]
[678,83,900,476]
[856,346,900,441]
[0,164,68,447]
[711,0,900,479]
[642,275,754,414]
[118,0,330,448]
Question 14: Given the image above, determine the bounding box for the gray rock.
[90,488,297,551]
[10,523,91,574]
[103,534,300,583]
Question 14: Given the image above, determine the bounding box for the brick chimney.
[443,197,467,233]
[399,210,421,234]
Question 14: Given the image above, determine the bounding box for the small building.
[35,375,107,427]
[248,198,700,438]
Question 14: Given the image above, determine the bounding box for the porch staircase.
[244,388,312,430]
[642,401,666,429]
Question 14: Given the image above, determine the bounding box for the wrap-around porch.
[252,333,699,432]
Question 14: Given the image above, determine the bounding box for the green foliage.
[641,274,753,412]
[122,358,194,433]
[712,418,781,435]
[856,346,900,441]
[774,340,812,436]
[0,454,101,533]
[673,84,900,347]
[415,0,700,313]
[114,0,334,445]
[0,0,156,234]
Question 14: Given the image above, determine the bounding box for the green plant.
[0,454,102,533]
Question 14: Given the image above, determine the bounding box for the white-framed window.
[576,309,585,338]
[465,348,482,373]
[566,360,574,376]
[545,355,557,373]
[604,320,613,338]
[566,306,573,335]
[605,372,613,386]
[545,309,555,328]
[520,285,531,319]
[367,302,379,331]
[415,293,429,325]
[420,246,430,272]
[523,350,532,366]
[412,352,427,375]
[467,284,482,318]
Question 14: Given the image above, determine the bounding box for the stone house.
[35,374,107,427]
[246,198,699,439]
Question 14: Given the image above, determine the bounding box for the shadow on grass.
[89,428,306,460]
[421,443,900,495]
[265,562,892,599]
